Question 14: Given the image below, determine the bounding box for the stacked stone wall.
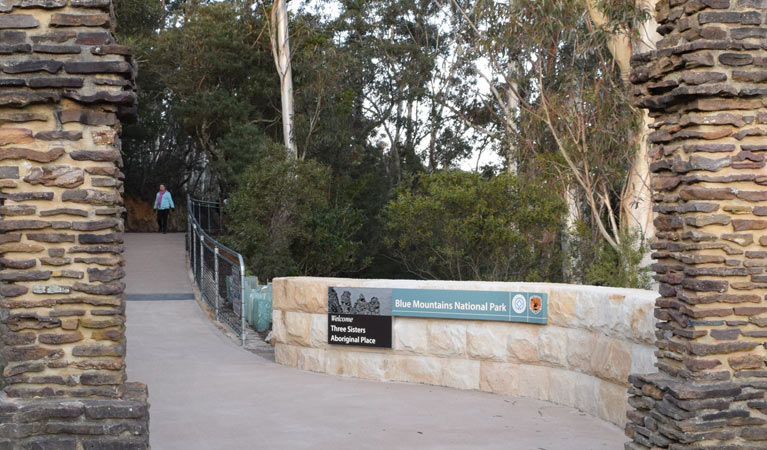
[0,0,149,448]
[628,0,767,448]
[272,277,657,427]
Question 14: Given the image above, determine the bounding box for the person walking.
[154,184,175,234]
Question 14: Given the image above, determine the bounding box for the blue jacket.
[154,191,175,210]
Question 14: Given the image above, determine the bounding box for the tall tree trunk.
[270,0,297,159]
[392,101,403,183]
[586,0,659,242]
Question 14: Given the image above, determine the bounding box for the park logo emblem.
[529,295,543,314]
[512,294,527,314]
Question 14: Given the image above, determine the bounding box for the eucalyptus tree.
[268,0,298,158]
[437,0,654,286]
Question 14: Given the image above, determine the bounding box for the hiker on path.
[154,184,175,234]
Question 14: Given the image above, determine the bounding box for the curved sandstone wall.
[272,277,657,427]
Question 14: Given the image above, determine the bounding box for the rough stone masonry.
[0,0,149,448]
[628,0,767,448]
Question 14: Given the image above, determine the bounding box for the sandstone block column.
[627,0,767,448]
[0,1,149,448]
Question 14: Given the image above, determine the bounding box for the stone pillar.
[0,1,149,448]
[627,1,767,448]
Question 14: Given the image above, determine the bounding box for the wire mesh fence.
[189,198,223,235]
[187,197,247,345]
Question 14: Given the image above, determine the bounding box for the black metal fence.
[187,197,247,345]
[189,198,223,235]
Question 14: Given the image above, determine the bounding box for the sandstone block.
[535,326,568,367]
[573,372,600,417]
[565,328,598,374]
[591,336,632,385]
[308,314,326,348]
[440,358,479,390]
[324,349,359,378]
[394,355,441,386]
[507,325,540,363]
[296,347,325,373]
[548,368,577,407]
[284,311,311,346]
[392,318,428,354]
[427,321,466,357]
[479,361,520,395]
[598,380,629,427]
[517,365,550,402]
[357,352,395,381]
[271,309,286,344]
[548,289,576,326]
[631,343,657,374]
[466,322,509,361]
[286,278,328,314]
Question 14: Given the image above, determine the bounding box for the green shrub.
[382,171,566,281]
[224,145,367,280]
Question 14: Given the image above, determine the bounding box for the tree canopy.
[117,0,653,288]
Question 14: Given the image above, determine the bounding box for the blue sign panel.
[391,289,547,324]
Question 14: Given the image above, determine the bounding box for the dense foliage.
[383,171,565,281]
[116,0,652,288]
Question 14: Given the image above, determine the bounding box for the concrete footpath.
[124,233,626,450]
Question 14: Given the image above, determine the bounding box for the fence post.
[199,233,204,300]
[192,224,198,283]
[239,254,246,346]
[214,247,220,322]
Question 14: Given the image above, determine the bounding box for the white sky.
[289,0,504,172]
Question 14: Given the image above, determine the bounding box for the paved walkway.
[124,233,626,450]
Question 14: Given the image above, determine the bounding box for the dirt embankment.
[125,195,187,232]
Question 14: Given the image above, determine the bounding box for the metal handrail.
[187,196,247,345]
[189,197,223,235]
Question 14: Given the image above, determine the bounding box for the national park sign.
[327,287,548,348]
